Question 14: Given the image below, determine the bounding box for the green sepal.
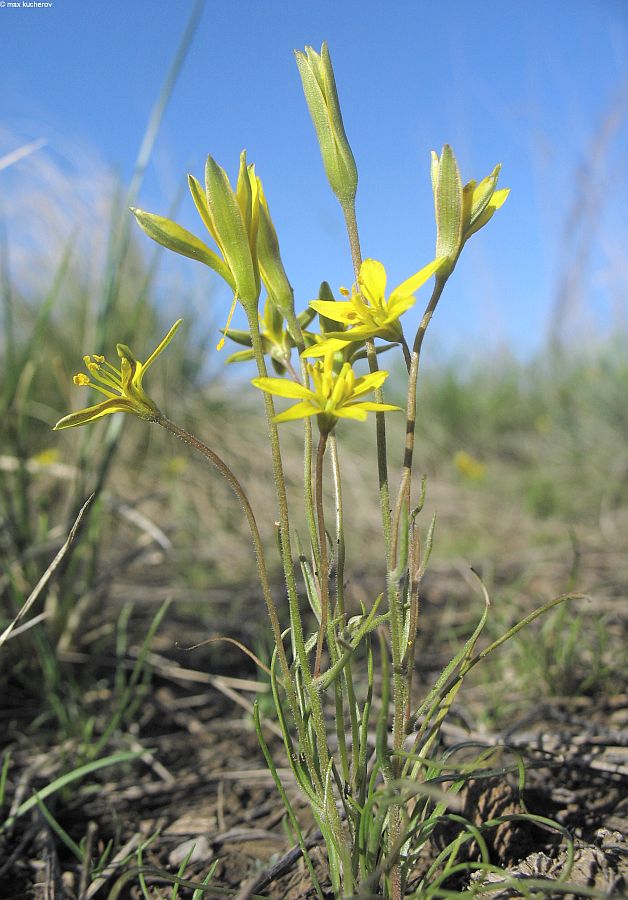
[130,208,235,289]
[433,145,463,271]
[262,292,284,338]
[297,307,317,329]
[225,348,255,364]
[271,357,287,375]
[236,151,255,238]
[350,342,394,363]
[295,42,358,205]
[188,174,220,247]
[257,180,295,320]
[204,154,259,309]
[221,328,253,348]
[316,281,347,336]
[465,164,501,230]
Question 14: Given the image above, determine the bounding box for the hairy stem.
[341,199,392,561]
[245,309,330,772]
[153,414,294,701]
[314,431,329,677]
[392,276,447,563]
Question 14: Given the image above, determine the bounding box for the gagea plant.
[53,43,576,898]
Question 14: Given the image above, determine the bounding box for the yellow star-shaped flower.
[252,350,400,434]
[53,320,182,430]
[304,257,445,357]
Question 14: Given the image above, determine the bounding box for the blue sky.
[1,0,627,360]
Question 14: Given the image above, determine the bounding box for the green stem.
[245,309,330,771]
[314,431,329,676]
[393,276,447,539]
[341,200,392,562]
[283,307,321,587]
[341,199,363,282]
[328,433,345,620]
[153,414,294,706]
[329,433,361,791]
[342,195,402,900]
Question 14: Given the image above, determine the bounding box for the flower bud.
[295,42,358,205]
[204,151,260,310]
[256,178,295,321]
[431,145,463,277]
[431,145,509,279]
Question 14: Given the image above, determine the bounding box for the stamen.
[74,374,90,386]
[87,364,123,392]
[217,294,239,351]
[101,358,123,382]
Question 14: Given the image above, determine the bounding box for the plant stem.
[153,414,293,698]
[329,432,361,786]
[282,306,321,584]
[342,196,400,900]
[245,309,331,772]
[328,433,345,620]
[341,199,392,562]
[391,276,447,563]
[314,431,329,677]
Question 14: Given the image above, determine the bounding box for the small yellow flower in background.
[305,257,445,356]
[534,414,553,433]
[163,456,188,477]
[31,448,60,466]
[454,450,486,481]
[53,320,182,430]
[252,350,401,434]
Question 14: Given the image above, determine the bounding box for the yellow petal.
[491,188,510,210]
[358,259,387,304]
[333,406,368,421]
[143,319,183,372]
[273,401,320,422]
[345,401,401,412]
[302,338,351,357]
[53,399,137,430]
[351,370,389,398]
[388,293,416,318]
[188,174,220,245]
[464,188,510,240]
[131,209,235,289]
[251,376,314,400]
[309,300,356,323]
[393,257,446,300]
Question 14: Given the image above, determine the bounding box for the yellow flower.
[304,257,445,356]
[252,350,401,434]
[31,448,60,466]
[53,320,182,430]
[454,450,486,481]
